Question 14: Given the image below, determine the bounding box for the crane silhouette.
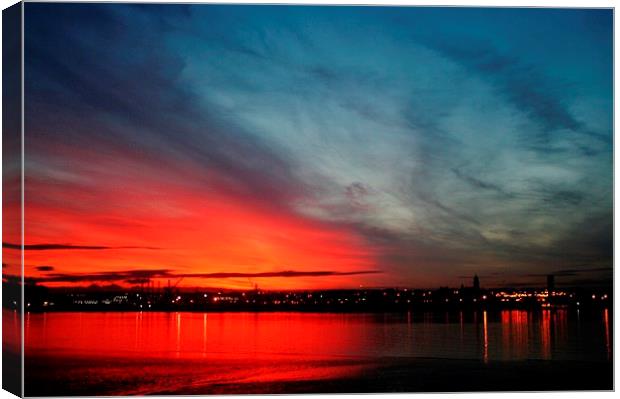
[163,277,184,305]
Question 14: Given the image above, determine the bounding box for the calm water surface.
[22,310,611,395]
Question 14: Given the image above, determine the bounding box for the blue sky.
[22,4,612,289]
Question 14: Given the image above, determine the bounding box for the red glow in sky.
[9,4,612,291]
[18,142,380,290]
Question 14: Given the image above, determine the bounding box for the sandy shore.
[25,355,613,395]
[156,358,613,394]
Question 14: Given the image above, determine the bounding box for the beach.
[25,355,613,395]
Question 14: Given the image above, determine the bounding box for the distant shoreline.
[10,282,611,313]
[6,304,613,315]
[9,305,613,315]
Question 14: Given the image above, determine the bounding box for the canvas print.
[1,2,614,396]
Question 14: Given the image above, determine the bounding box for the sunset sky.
[7,4,612,289]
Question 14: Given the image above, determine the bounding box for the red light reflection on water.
[540,310,551,359]
[604,308,610,360]
[25,312,377,394]
[482,311,488,363]
[2,309,21,354]
[500,310,529,360]
[25,312,373,361]
[23,309,612,395]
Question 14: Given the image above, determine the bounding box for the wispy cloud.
[22,5,612,288]
[451,168,512,198]
[423,35,612,149]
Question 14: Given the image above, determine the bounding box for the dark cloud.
[419,195,480,227]
[34,269,172,284]
[524,266,612,278]
[345,182,373,209]
[557,267,612,275]
[451,168,511,197]
[182,270,380,278]
[425,37,612,148]
[540,189,584,207]
[35,265,55,272]
[560,278,612,288]
[32,269,381,284]
[125,278,152,285]
[3,242,158,251]
[25,3,313,215]
[550,215,612,263]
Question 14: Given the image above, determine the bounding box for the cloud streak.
[31,269,381,284]
[3,242,159,251]
[21,5,613,289]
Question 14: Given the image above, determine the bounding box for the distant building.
[547,275,555,291]
[473,275,480,291]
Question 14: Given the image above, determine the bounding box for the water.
[21,309,612,395]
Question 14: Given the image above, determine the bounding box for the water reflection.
[22,310,613,395]
[459,311,464,345]
[482,311,488,363]
[604,309,610,360]
[501,310,529,359]
[202,313,208,356]
[540,310,551,359]
[176,312,181,357]
[2,309,21,355]
[24,310,611,364]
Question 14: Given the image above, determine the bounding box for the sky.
[5,4,613,290]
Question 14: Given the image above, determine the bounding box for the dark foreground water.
[21,309,612,395]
